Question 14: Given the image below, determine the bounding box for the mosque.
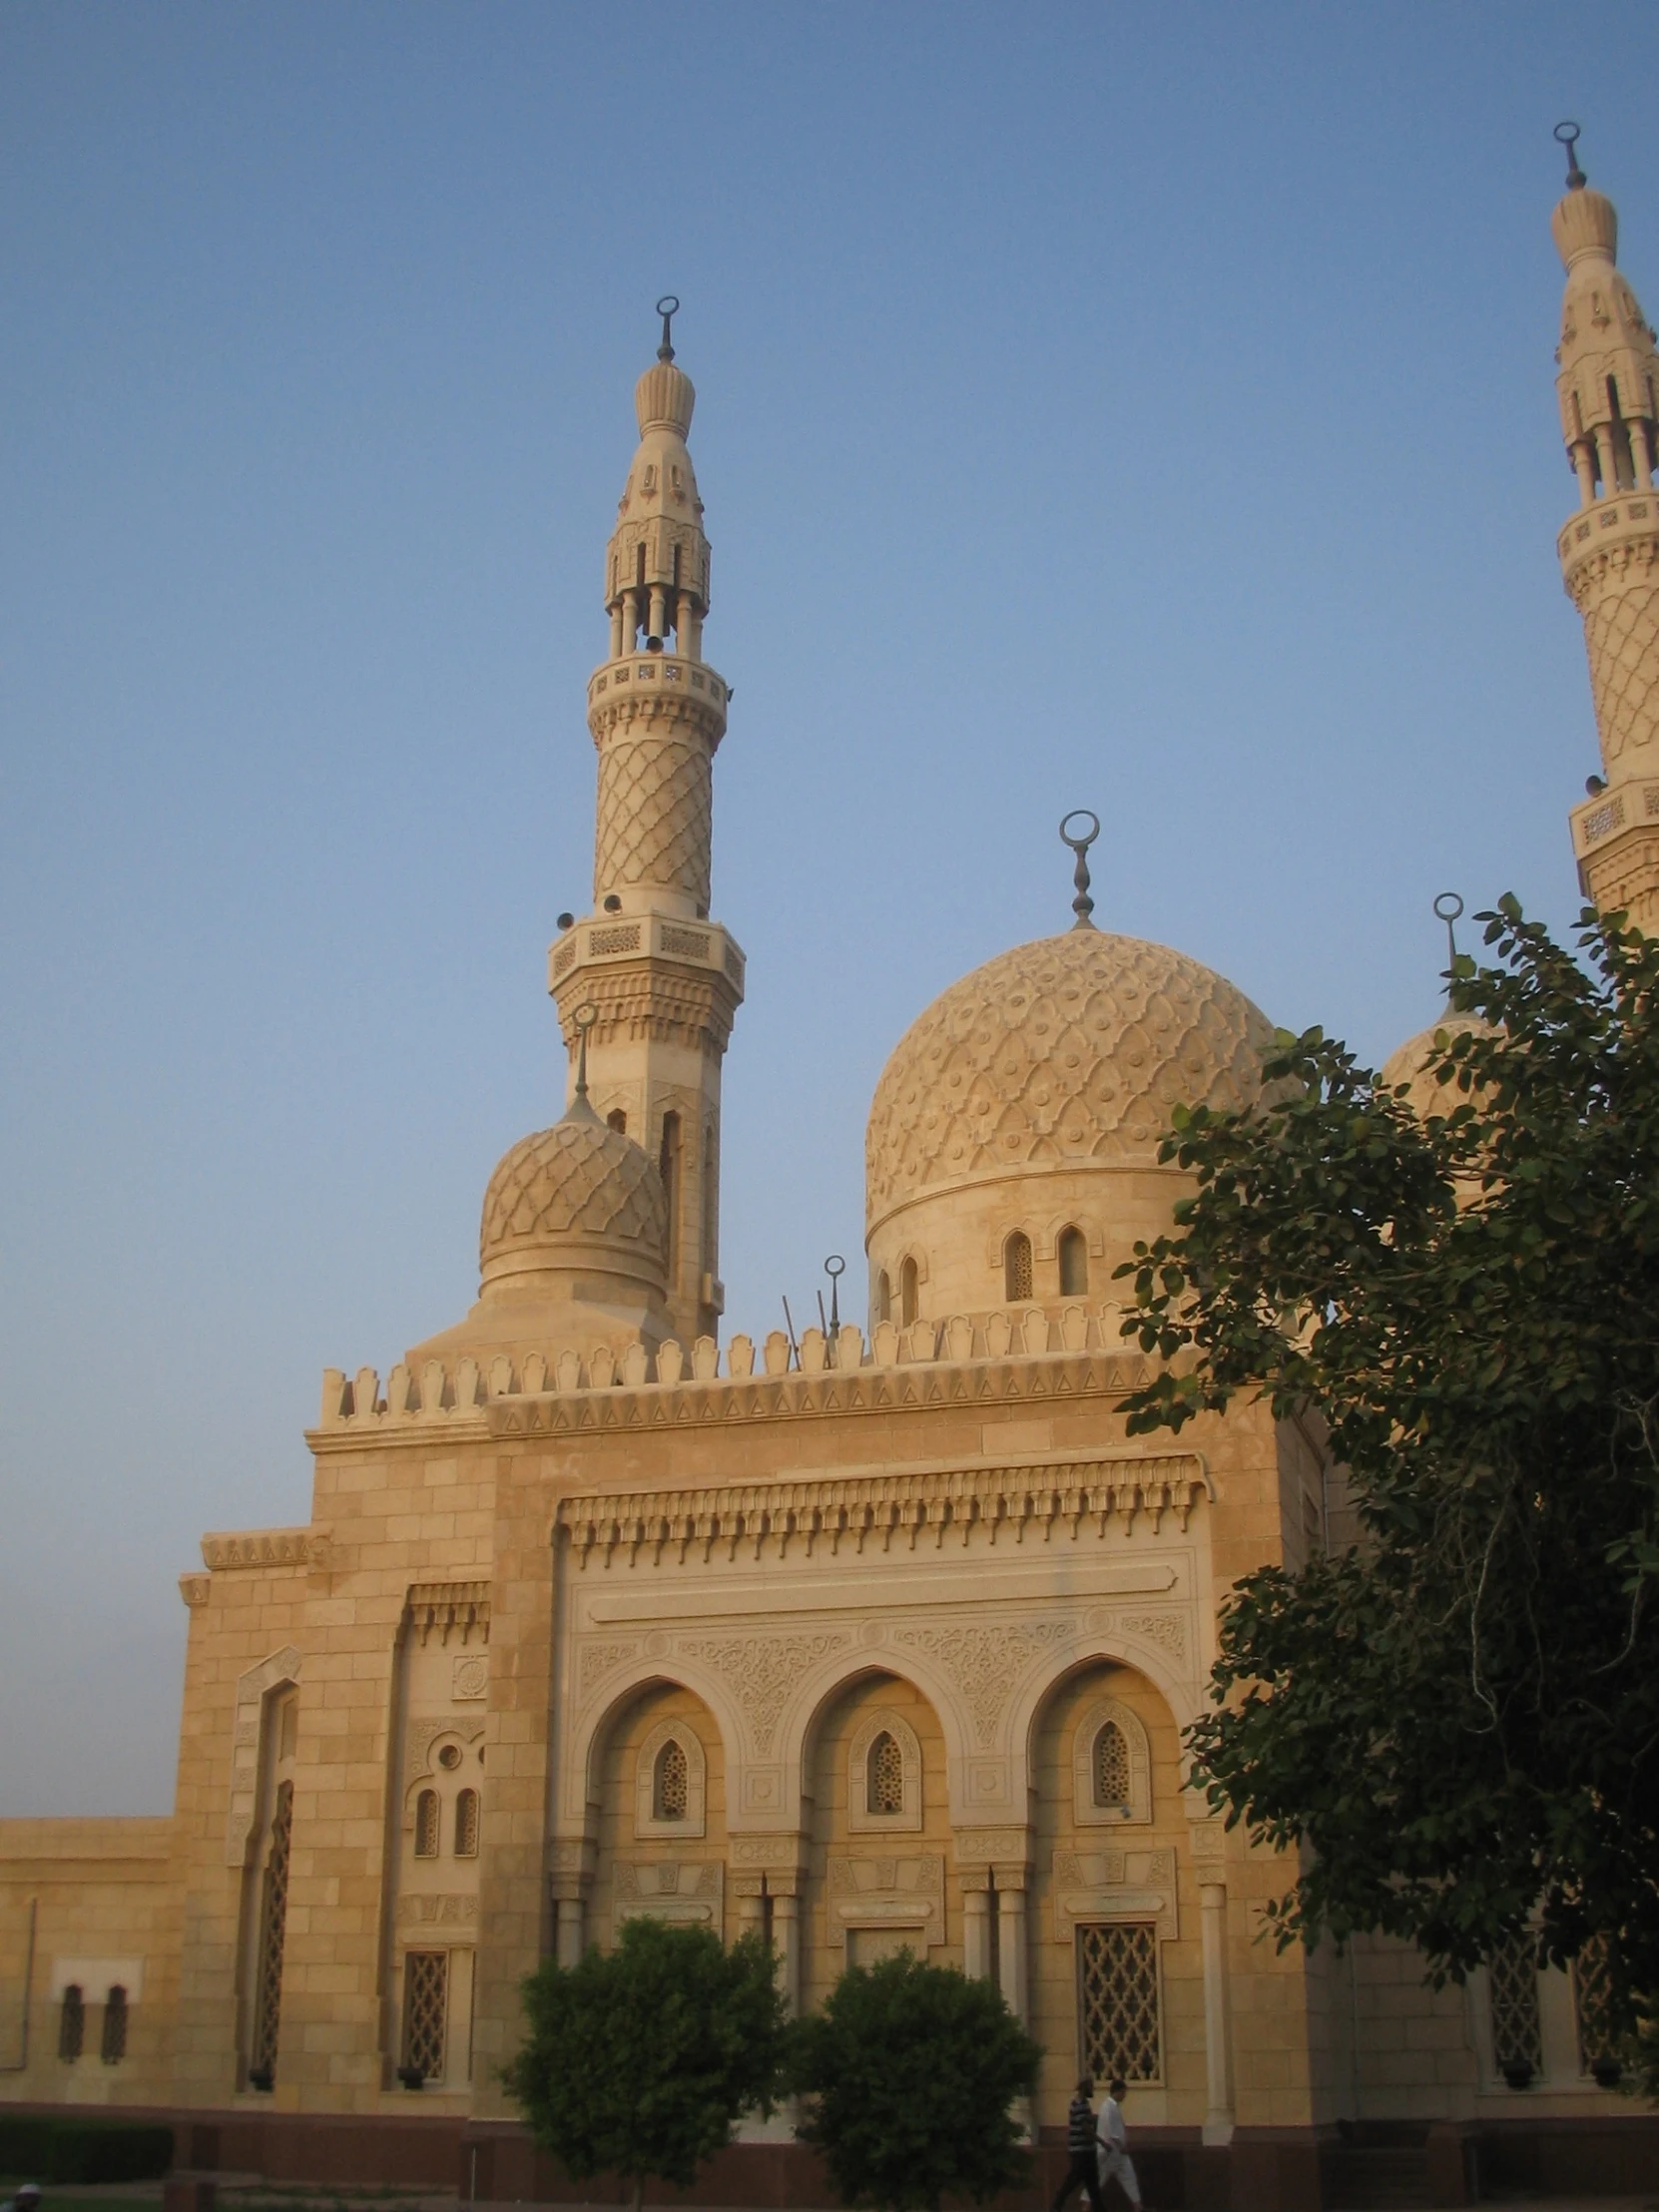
[2,143,1657,2209]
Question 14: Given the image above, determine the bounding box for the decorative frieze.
[557,1455,1206,1570]
[613,1859,724,1936]
[408,1583,490,1646]
[673,1631,852,1755]
[200,1526,320,1571]
[397,1892,479,1927]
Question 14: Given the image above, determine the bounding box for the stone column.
[771,1888,801,2015]
[1199,1881,1234,2144]
[993,1866,1028,2024]
[960,1871,992,1981]
[1594,422,1621,494]
[554,1895,585,1968]
[735,1875,767,1941]
[1634,419,1655,490]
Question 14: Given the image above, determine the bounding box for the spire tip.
[1059,810,1101,931]
[1554,120,1586,191]
[656,294,679,361]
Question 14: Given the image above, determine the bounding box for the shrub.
[790,1950,1041,2211]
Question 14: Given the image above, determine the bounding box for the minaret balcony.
[549,909,747,1001]
[1568,776,1659,867]
[587,652,729,713]
[1557,490,1659,594]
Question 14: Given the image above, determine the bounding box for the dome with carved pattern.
[865,931,1275,1233]
[1379,1010,1499,1124]
[479,1102,667,1296]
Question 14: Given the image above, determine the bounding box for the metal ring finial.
[1554,121,1586,190]
[1432,892,1464,983]
[824,1255,845,1335]
[656,295,680,361]
[1059,810,1101,931]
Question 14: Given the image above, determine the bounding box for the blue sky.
[3,2,1655,1811]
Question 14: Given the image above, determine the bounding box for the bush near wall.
[0,2118,175,2183]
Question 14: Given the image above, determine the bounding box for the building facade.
[3,154,1656,2206]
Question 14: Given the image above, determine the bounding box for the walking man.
[1051,2075,1104,2212]
[1096,2077,1145,2211]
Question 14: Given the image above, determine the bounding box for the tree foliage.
[1116,900,1659,2085]
[503,1917,788,2211]
[789,1949,1041,2210]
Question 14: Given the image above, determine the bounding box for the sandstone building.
[3,150,1656,2207]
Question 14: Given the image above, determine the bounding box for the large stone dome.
[480,1105,667,1295]
[865,930,1275,1235]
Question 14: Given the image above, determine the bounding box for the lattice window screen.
[1573,1937,1618,2072]
[101,1985,128,2065]
[402,1950,448,2081]
[252,1781,293,2079]
[454,1789,479,1857]
[1076,1923,1162,2085]
[869,1732,905,1815]
[1487,1930,1542,2072]
[1093,1723,1131,1809]
[414,1790,439,1857]
[1005,1234,1033,1303]
[59,1985,84,2062]
[655,1741,689,1821]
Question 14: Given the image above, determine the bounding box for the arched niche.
[634,1714,708,1840]
[1070,1696,1152,1827]
[846,1707,923,1833]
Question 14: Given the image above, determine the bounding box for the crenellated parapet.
[310,1302,1152,1445]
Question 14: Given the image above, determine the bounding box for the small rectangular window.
[402,1950,448,2083]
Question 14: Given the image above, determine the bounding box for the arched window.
[101,1985,128,2065]
[454,1789,479,1858]
[1058,1226,1089,1297]
[1004,1231,1033,1303]
[654,1738,689,1822]
[875,1270,891,1327]
[607,1108,628,1134]
[659,1111,682,1279]
[414,1789,440,1858]
[59,1983,84,2062]
[867,1731,904,1816]
[1093,1722,1131,1811]
[900,1258,919,1329]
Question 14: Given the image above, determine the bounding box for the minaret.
[1552,129,1659,931]
[548,301,744,1346]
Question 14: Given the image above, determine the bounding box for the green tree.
[503,1916,788,2212]
[1116,900,1659,2089]
[790,1949,1041,2210]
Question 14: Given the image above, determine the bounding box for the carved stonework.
[828,1853,945,1947]
[613,1859,724,1936]
[1050,1847,1179,1942]
[891,1619,1077,1747]
[557,1459,1206,1564]
[201,1527,311,1571]
[452,1653,489,1701]
[579,1640,641,1700]
[1115,1611,1187,1660]
[178,1574,211,1609]
[675,1631,850,1755]
[397,1892,479,1927]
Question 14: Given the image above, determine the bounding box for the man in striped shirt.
[1051,2076,1105,2212]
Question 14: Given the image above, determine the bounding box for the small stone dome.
[479,1103,667,1295]
[865,930,1275,1235]
[635,358,695,438]
[1380,1009,1498,1124]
